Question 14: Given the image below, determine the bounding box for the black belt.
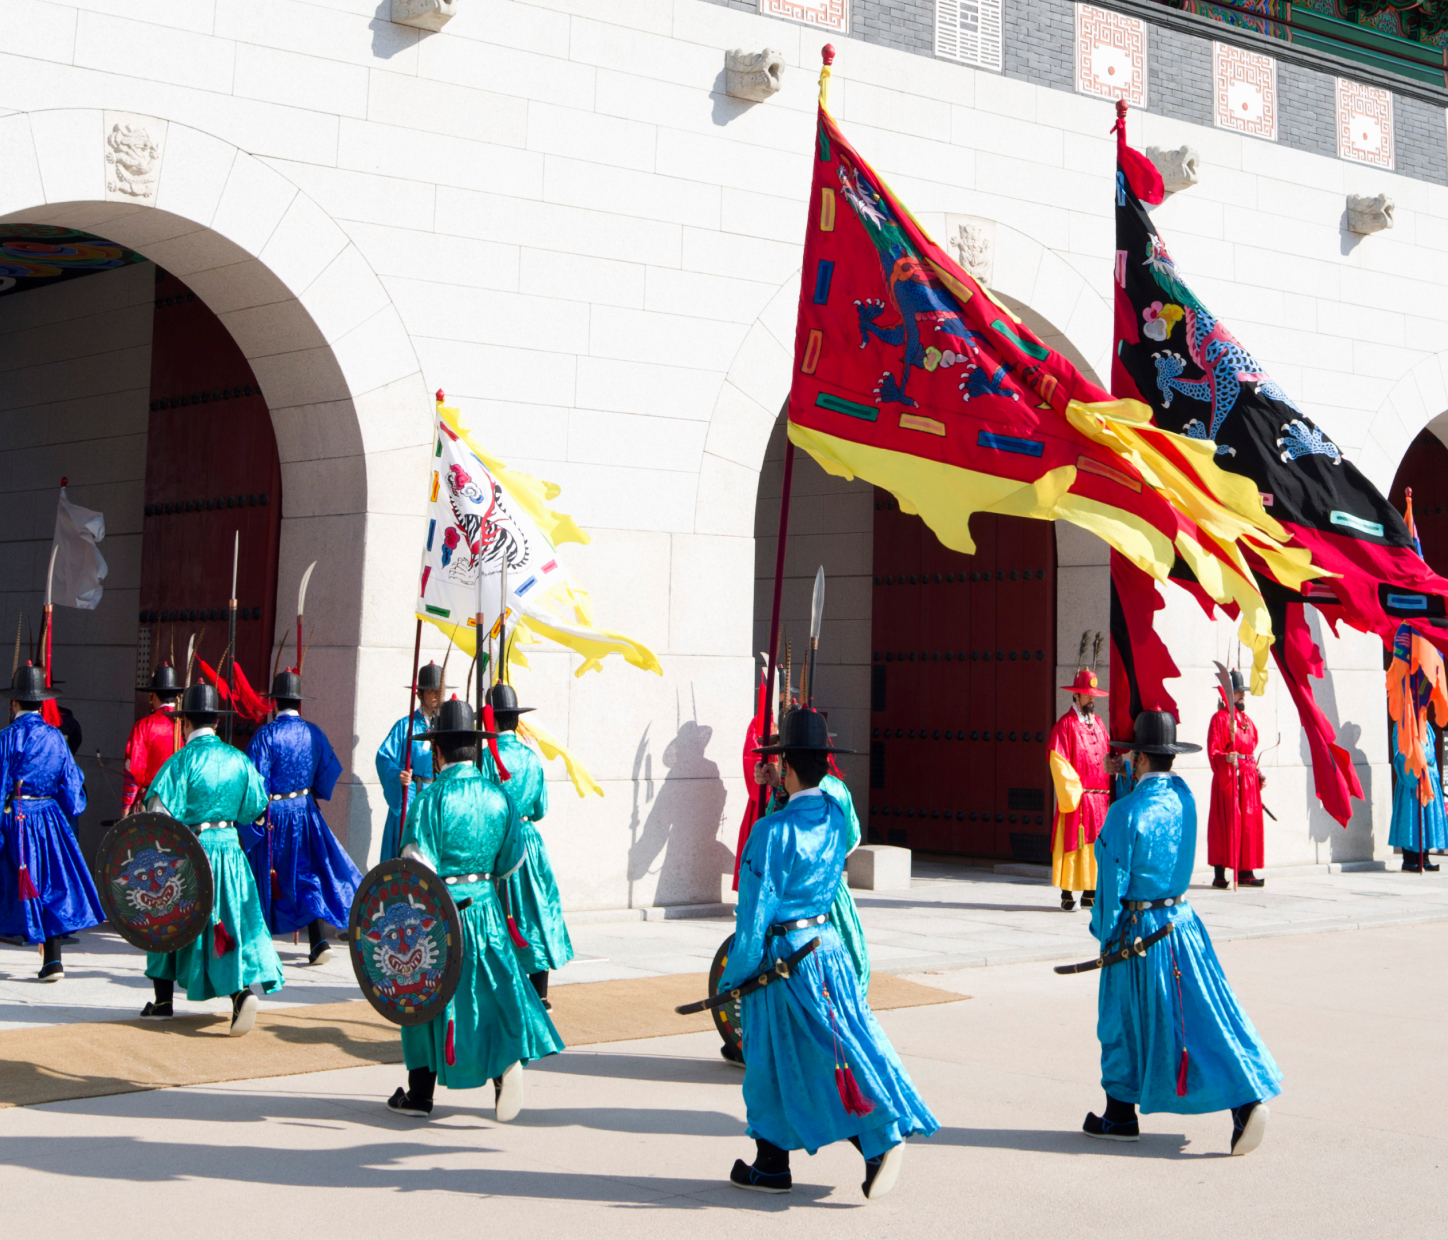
[444,873,491,885]
[767,913,828,936]
[1121,895,1187,911]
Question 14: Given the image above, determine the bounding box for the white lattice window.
[936,0,1003,71]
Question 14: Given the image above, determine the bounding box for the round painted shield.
[96,812,214,953]
[709,933,744,1056]
[349,857,464,1027]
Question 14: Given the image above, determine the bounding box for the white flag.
[51,487,108,609]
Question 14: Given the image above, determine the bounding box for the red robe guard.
[1049,669,1110,908]
[121,664,184,814]
[1207,688,1264,881]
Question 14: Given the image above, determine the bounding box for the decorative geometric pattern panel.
[760,0,849,32]
[1075,4,1148,106]
[936,0,1003,71]
[1336,78,1394,169]
[1213,42,1277,140]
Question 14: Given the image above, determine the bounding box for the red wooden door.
[1390,429,1448,575]
[135,269,282,744]
[868,491,1055,859]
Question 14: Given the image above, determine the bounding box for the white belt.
[269,790,308,801]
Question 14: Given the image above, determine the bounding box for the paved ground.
[6,861,1448,1029]
[1,921,1442,1237]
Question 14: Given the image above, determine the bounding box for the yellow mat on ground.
[0,971,964,1109]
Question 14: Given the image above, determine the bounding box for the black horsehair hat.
[755,708,854,756]
[180,682,232,719]
[416,695,497,743]
[150,662,183,695]
[1227,669,1246,694]
[409,661,449,692]
[270,668,309,701]
[1108,709,1202,756]
[2,663,59,704]
[485,682,533,716]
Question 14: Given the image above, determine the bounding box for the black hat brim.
[183,708,236,717]
[488,705,534,716]
[415,728,498,743]
[1108,739,1202,755]
[754,742,855,755]
[3,689,60,702]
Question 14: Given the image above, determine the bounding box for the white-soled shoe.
[495,1060,524,1122]
[862,1141,904,1201]
[230,991,260,1037]
[1230,1102,1268,1156]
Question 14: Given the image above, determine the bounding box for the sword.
[805,566,824,708]
[676,936,821,1015]
[1053,921,1174,975]
[296,560,316,674]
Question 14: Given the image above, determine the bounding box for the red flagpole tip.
[822,43,835,65]
[60,477,67,488]
[435,389,445,403]
[1116,98,1128,118]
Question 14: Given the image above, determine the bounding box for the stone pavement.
[1,922,1443,1237]
[6,860,1448,1030]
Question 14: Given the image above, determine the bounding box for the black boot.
[730,1138,792,1193]
[529,970,552,1011]
[1083,1093,1139,1141]
[1403,850,1424,873]
[141,977,174,1020]
[1080,889,1095,909]
[1060,889,1076,912]
[307,919,332,965]
[1238,870,1265,888]
[1212,865,1229,889]
[852,1134,906,1200]
[719,1039,745,1067]
[389,1067,436,1118]
[1426,855,1442,872]
[38,935,63,982]
[1230,1100,1269,1155]
[230,988,259,1036]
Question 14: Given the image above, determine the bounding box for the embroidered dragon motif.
[1277,419,1342,465]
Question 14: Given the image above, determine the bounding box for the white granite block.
[847,844,912,891]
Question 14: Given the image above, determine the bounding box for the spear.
[42,544,58,691]
[295,560,316,676]
[805,566,825,708]
[11,614,21,678]
[225,531,238,743]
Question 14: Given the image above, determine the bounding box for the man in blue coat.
[0,663,103,980]
[1085,710,1281,1155]
[375,661,446,862]
[244,669,362,965]
[724,708,936,1201]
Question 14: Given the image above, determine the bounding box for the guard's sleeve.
[532,749,549,822]
[1049,749,1083,815]
[145,751,184,819]
[375,718,404,814]
[56,741,87,819]
[1090,803,1132,946]
[494,793,527,880]
[312,726,343,801]
[398,785,438,869]
[121,719,144,811]
[238,756,270,826]
[246,729,272,790]
[719,812,786,991]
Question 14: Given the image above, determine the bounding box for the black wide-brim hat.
[408,661,450,692]
[485,682,533,716]
[180,682,234,718]
[3,664,59,703]
[1109,708,1202,756]
[755,707,854,756]
[269,670,311,701]
[416,696,496,743]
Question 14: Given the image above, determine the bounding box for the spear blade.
[809,566,825,644]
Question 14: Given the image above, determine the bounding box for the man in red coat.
[1048,669,1111,912]
[120,664,183,815]
[1207,670,1265,888]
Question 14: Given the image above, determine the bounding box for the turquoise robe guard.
[1389,721,1448,852]
[485,733,574,974]
[398,761,564,1088]
[375,709,435,862]
[1091,772,1282,1114]
[144,731,285,1000]
[723,786,937,1157]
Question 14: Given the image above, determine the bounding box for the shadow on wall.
[627,714,733,907]
[1301,611,1374,860]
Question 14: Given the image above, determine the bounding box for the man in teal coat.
[141,683,284,1035]
[1085,710,1281,1154]
[483,682,573,1009]
[375,661,446,862]
[387,697,564,1121]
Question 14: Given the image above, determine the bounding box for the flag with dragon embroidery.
[787,101,1313,687]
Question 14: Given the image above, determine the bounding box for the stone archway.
[0,108,433,859]
[1358,350,1448,494]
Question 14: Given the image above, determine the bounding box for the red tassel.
[507,915,529,950]
[40,699,62,728]
[16,865,39,901]
[835,1066,875,1118]
[483,704,511,780]
[444,1018,456,1066]
[214,920,235,957]
[271,869,281,899]
[1176,1048,1190,1097]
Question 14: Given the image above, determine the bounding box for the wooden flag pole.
[759,436,796,814]
[398,618,423,830]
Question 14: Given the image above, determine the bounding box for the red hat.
[1061,669,1107,697]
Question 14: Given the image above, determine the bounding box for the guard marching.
[1207,670,1265,888]
[386,697,564,1120]
[376,661,446,862]
[243,669,363,964]
[724,708,936,1200]
[1083,710,1280,1154]
[120,663,183,815]
[0,663,103,980]
[483,682,573,1009]
[140,683,284,1034]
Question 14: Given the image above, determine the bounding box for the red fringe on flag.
[835,1066,876,1117]
[214,920,235,957]
[16,865,39,901]
[195,657,271,723]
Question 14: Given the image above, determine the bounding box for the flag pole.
[760,436,795,814]
[399,618,423,831]
[225,531,238,744]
